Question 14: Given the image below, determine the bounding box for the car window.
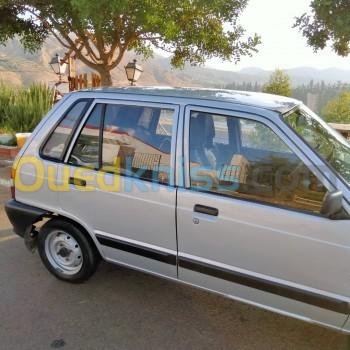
[41,100,89,160]
[285,106,350,184]
[102,104,174,184]
[213,115,229,145]
[69,104,103,169]
[156,109,174,136]
[189,111,327,214]
[240,119,291,153]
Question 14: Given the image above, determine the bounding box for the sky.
[205,0,350,71]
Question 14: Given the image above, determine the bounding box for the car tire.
[37,218,100,283]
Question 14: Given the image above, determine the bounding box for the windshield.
[284,105,350,184]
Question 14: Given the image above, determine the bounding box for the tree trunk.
[98,68,113,87]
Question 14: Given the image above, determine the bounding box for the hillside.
[1,38,350,88]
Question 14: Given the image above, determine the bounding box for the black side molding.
[96,235,177,266]
[179,256,350,315]
[5,200,51,237]
[95,232,349,315]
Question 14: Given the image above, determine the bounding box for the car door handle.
[69,177,87,187]
[194,204,219,217]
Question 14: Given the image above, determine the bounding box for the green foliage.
[224,80,350,115]
[293,80,350,115]
[262,69,292,97]
[295,0,350,56]
[2,83,53,132]
[0,1,260,85]
[322,91,350,123]
[0,81,14,126]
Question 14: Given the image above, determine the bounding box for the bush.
[2,83,54,133]
[322,91,350,123]
[0,82,14,128]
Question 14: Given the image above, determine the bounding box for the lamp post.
[49,54,67,83]
[124,59,143,86]
[49,54,68,102]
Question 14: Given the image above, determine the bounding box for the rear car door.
[36,99,92,209]
[55,99,179,278]
[176,106,350,329]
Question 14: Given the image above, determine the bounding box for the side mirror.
[321,191,348,220]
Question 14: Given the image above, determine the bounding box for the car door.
[176,105,350,329]
[27,98,92,210]
[57,99,179,278]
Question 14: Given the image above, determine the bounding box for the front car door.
[176,105,350,330]
[56,98,179,278]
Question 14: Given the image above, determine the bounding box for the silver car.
[5,87,350,333]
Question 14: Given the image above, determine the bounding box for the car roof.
[79,86,301,114]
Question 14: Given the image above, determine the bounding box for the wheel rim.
[45,230,83,275]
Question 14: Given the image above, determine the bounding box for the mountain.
[1,38,350,88]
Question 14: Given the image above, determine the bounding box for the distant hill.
[1,38,350,88]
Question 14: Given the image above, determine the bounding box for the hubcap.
[45,230,83,275]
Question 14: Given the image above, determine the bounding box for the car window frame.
[39,98,93,163]
[183,105,338,217]
[68,103,105,171]
[64,98,180,187]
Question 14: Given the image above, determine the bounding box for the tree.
[0,1,260,86]
[322,91,350,123]
[262,69,292,97]
[295,1,350,56]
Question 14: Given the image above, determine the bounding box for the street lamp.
[124,59,143,86]
[49,54,68,103]
[49,54,67,82]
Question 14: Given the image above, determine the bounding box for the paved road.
[0,162,348,350]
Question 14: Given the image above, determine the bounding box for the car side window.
[156,109,174,136]
[213,115,229,145]
[41,100,89,160]
[240,119,292,153]
[189,111,328,214]
[68,104,103,169]
[102,104,174,184]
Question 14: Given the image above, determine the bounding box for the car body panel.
[10,88,350,333]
